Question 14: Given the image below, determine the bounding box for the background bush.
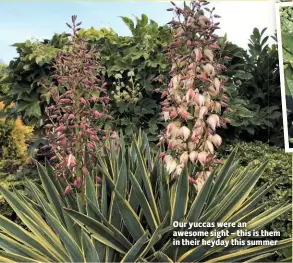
[0,15,283,147]
[220,28,283,147]
[219,141,292,239]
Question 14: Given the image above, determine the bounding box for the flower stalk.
[160,1,231,184]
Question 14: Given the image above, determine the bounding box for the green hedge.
[219,141,292,239]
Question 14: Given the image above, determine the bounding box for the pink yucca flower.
[179,126,191,141]
[159,1,231,184]
[180,151,189,165]
[80,97,87,105]
[64,185,71,195]
[210,134,222,147]
[60,98,71,103]
[207,114,220,130]
[44,16,113,183]
[82,167,88,176]
[74,177,82,188]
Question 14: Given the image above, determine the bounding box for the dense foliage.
[220,28,283,146]
[0,15,172,145]
[0,134,291,262]
[0,102,33,172]
[0,13,283,147]
[219,141,292,239]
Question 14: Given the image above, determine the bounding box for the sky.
[0,1,277,64]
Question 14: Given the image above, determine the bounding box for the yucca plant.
[0,132,291,262]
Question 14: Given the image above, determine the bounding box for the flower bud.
[195,177,205,192]
[198,151,208,166]
[202,63,215,77]
[199,106,208,119]
[82,167,88,176]
[94,110,104,118]
[49,156,58,162]
[195,93,205,107]
[197,74,210,83]
[74,177,82,188]
[188,141,196,151]
[221,94,229,101]
[220,101,228,108]
[210,43,220,49]
[189,151,198,164]
[186,40,192,46]
[68,114,75,120]
[166,158,177,174]
[205,140,214,154]
[204,48,214,62]
[64,90,73,96]
[187,16,195,26]
[64,185,71,195]
[214,102,221,113]
[80,97,87,105]
[186,89,195,102]
[194,48,203,62]
[207,114,220,130]
[210,134,222,147]
[180,151,189,165]
[180,111,188,120]
[90,135,99,141]
[189,176,197,184]
[60,98,71,103]
[167,123,175,134]
[87,143,95,149]
[54,126,66,133]
[161,90,168,99]
[170,110,178,118]
[213,78,221,92]
[179,126,191,141]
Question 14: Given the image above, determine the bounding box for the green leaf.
[81,230,100,263]
[64,208,128,254]
[45,213,84,263]
[121,231,149,262]
[120,16,135,32]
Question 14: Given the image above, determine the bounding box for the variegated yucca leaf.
[0,132,291,262]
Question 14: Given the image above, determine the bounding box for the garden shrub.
[0,106,33,174]
[219,141,292,239]
[0,64,10,96]
[220,29,283,147]
[0,162,38,223]
[0,102,33,168]
[0,102,34,220]
[1,14,277,147]
[0,15,172,146]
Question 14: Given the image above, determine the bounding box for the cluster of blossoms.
[158,1,232,187]
[43,16,114,192]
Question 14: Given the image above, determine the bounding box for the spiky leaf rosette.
[159,1,232,184]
